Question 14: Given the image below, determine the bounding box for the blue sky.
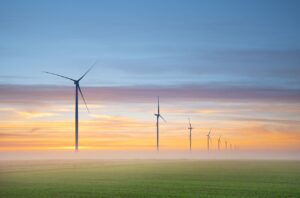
[1,0,299,88]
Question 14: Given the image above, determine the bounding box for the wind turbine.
[154,96,166,151]
[225,139,228,150]
[207,129,212,152]
[44,63,95,152]
[188,118,193,151]
[217,136,221,152]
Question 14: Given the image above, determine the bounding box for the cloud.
[0,106,59,120]
[104,49,300,79]
[17,111,57,119]
[0,84,300,106]
[0,113,299,151]
[0,83,299,151]
[0,75,31,80]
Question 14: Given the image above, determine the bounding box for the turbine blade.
[78,61,97,81]
[159,115,167,123]
[43,71,75,81]
[78,85,89,113]
[157,96,160,114]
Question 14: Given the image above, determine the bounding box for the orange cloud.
[0,84,299,152]
[0,116,299,151]
[17,111,58,119]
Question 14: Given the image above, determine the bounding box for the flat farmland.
[0,160,299,198]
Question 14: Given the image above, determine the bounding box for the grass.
[0,160,299,198]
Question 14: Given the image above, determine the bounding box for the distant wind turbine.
[225,139,228,150]
[207,129,212,152]
[188,118,193,151]
[154,96,166,151]
[44,63,95,151]
[217,136,221,152]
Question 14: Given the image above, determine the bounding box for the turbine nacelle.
[207,129,212,137]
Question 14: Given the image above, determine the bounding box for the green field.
[0,160,299,198]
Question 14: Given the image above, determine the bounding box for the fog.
[1,150,299,161]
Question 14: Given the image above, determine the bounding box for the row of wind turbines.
[45,64,237,152]
[155,97,237,152]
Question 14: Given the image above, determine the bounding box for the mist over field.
[1,150,299,161]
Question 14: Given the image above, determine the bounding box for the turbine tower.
[217,136,221,152]
[207,129,211,152]
[188,118,193,151]
[154,96,166,151]
[44,63,95,151]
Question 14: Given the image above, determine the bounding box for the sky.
[0,0,300,152]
